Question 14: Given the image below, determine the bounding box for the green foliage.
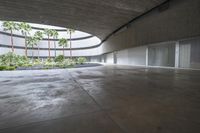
[0,52,18,66]
[46,58,54,62]
[16,56,30,67]
[27,31,43,48]
[27,36,38,47]
[54,55,65,62]
[52,29,58,39]
[0,22,85,71]
[0,66,7,71]
[17,22,32,36]
[34,31,43,40]
[44,58,56,68]
[44,28,54,37]
[2,21,19,32]
[58,38,68,47]
[77,57,87,64]
[66,28,75,34]
[56,58,75,68]
[0,52,30,67]
[0,66,16,71]
[33,59,42,65]
[0,53,86,71]
[6,66,16,71]
[63,58,75,67]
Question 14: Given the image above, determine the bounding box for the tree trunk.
[32,45,34,60]
[25,34,27,57]
[38,45,40,59]
[54,37,56,58]
[11,30,14,52]
[48,36,50,58]
[63,46,65,56]
[70,32,72,58]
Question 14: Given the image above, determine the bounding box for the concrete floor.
[0,66,200,133]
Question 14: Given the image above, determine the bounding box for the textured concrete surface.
[101,0,200,54]
[0,66,200,133]
[0,0,166,39]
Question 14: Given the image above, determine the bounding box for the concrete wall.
[179,37,200,69]
[101,0,200,54]
[90,56,101,62]
[116,46,146,66]
[96,36,200,69]
[105,53,114,64]
[148,42,175,67]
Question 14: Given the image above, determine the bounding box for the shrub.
[0,66,16,71]
[0,52,18,66]
[0,66,7,71]
[55,55,64,62]
[5,66,16,71]
[0,52,31,67]
[0,52,89,71]
[56,58,75,68]
[77,57,87,64]
[44,58,56,67]
[22,63,33,67]
[65,58,76,66]
[16,56,30,67]
[46,58,53,63]
[33,59,42,65]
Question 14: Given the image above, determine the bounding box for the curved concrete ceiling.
[0,0,167,40]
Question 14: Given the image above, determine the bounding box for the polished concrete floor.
[0,66,200,133]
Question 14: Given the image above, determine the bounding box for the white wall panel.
[116,46,146,66]
[106,53,114,64]
[116,49,129,65]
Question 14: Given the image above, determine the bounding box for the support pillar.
[146,46,148,67]
[175,41,180,68]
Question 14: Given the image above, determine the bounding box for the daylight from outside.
[0,20,101,70]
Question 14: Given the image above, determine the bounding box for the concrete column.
[113,52,117,64]
[146,46,149,67]
[175,41,180,68]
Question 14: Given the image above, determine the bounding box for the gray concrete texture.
[0,66,200,133]
[102,0,200,53]
[0,0,166,39]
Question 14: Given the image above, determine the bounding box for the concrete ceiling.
[0,0,166,40]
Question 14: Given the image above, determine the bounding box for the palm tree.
[18,22,32,57]
[52,30,58,58]
[34,31,43,59]
[2,21,19,53]
[44,28,54,58]
[66,28,75,58]
[27,36,38,60]
[58,38,68,57]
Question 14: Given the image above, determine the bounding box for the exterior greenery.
[0,21,88,71]
[58,38,68,56]
[77,57,87,64]
[34,31,44,59]
[44,28,54,58]
[0,52,30,69]
[2,21,74,59]
[0,52,87,71]
[54,55,65,62]
[66,28,75,57]
[18,22,32,57]
[52,29,59,57]
[2,21,19,52]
